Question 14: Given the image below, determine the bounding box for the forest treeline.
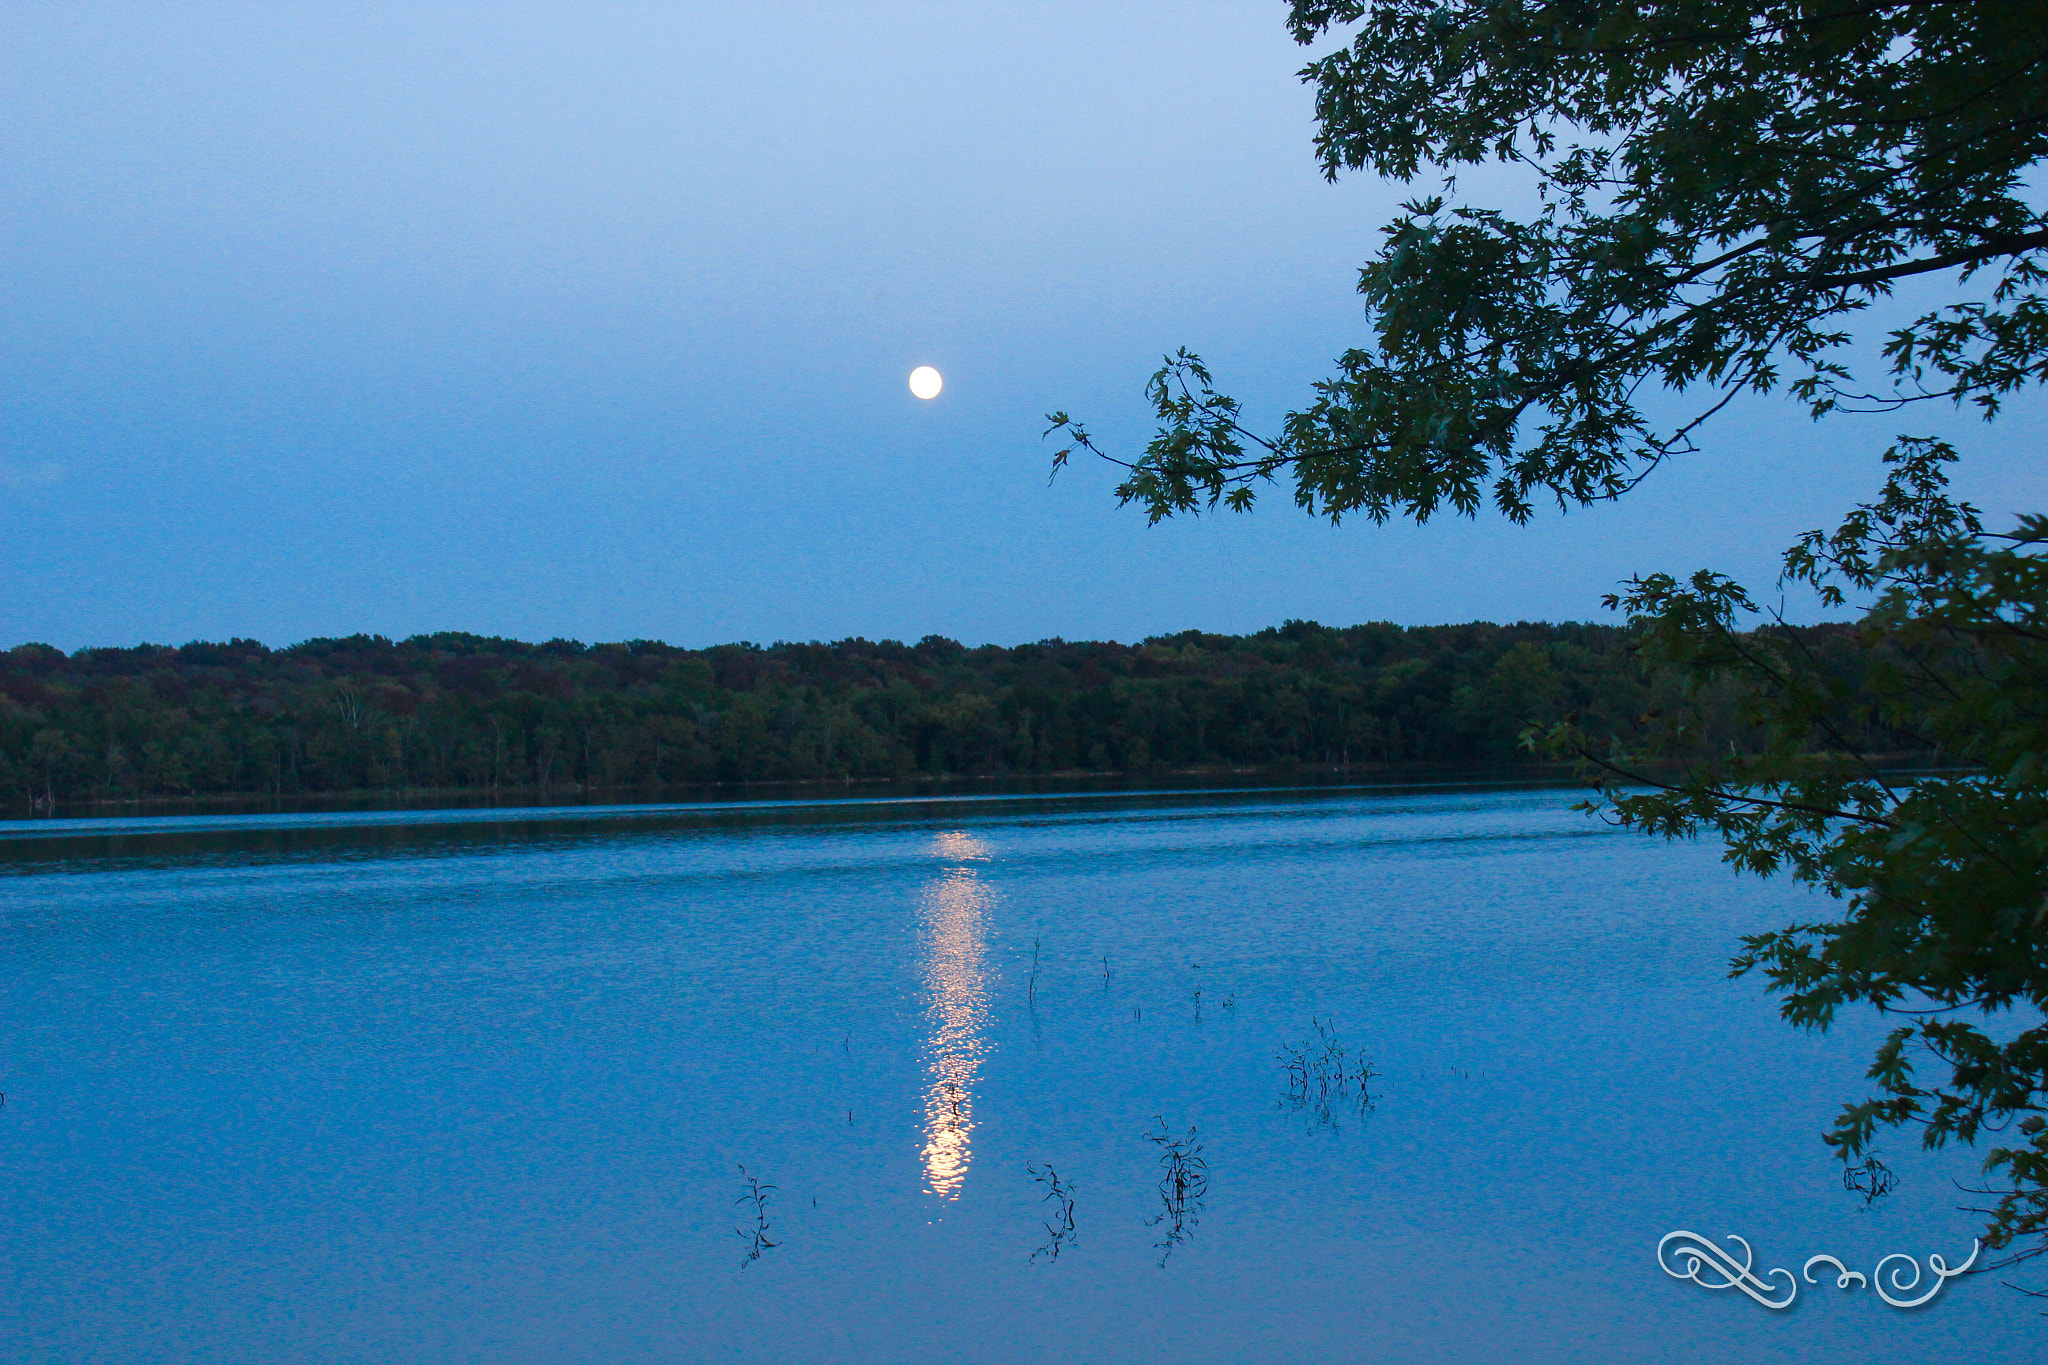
[0,620,1858,807]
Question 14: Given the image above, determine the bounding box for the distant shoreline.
[4,756,1966,826]
[0,622,1923,817]
[1,759,1587,822]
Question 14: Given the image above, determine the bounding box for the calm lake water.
[0,785,2028,1361]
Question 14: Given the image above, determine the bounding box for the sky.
[3,1,2042,652]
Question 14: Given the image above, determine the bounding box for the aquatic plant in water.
[1843,1155,1897,1205]
[1026,1162,1077,1263]
[1278,1017,1378,1127]
[734,1164,779,1269]
[1143,1118,1208,1267]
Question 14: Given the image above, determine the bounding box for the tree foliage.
[1050,1,2048,522]
[1536,440,2048,1255]
[1,621,1720,806]
[1049,3,2048,1262]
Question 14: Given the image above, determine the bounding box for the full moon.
[908,366,943,400]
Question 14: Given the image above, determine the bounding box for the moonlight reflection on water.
[4,787,2020,1363]
[919,830,994,1199]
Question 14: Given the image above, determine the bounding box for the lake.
[0,783,2026,1361]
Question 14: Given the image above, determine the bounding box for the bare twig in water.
[1027,1162,1078,1263]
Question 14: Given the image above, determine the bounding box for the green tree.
[1051,1,2048,524]
[1540,439,2048,1256]
[1050,3,2048,1263]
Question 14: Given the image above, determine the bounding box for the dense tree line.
[0,619,1851,808]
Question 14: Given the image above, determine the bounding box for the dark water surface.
[0,785,2026,1361]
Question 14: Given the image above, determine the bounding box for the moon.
[908,366,943,400]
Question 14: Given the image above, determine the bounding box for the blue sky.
[3,2,2041,651]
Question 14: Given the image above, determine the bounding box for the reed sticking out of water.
[734,1164,779,1268]
[1143,1117,1208,1267]
[1029,937,1041,1006]
[1026,1162,1078,1263]
[1278,1017,1379,1127]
